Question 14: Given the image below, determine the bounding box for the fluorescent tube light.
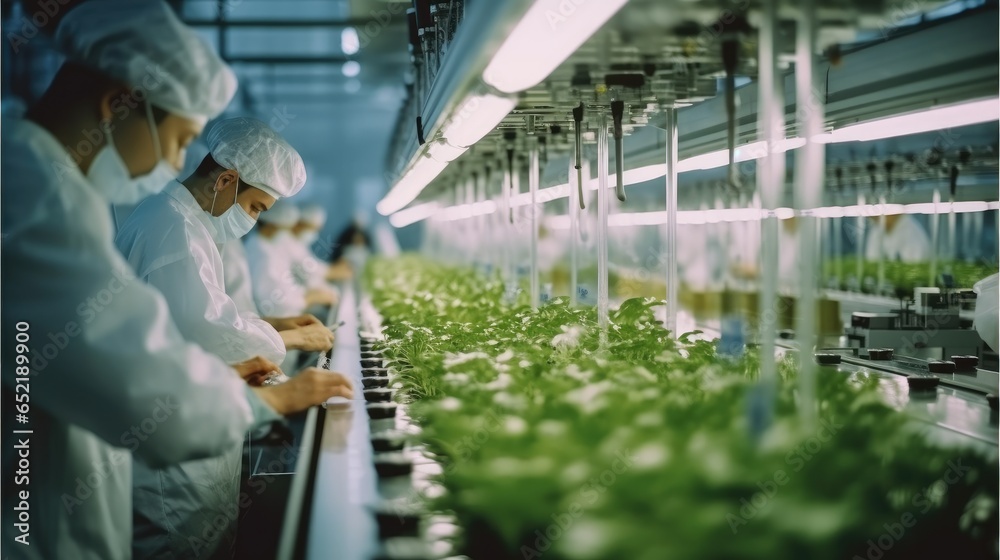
[390,202,440,228]
[815,98,999,144]
[441,93,518,148]
[376,155,449,216]
[427,139,468,162]
[483,0,629,93]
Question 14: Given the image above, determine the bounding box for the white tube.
[597,112,610,334]
[930,189,941,285]
[855,192,865,290]
[794,0,823,428]
[569,158,580,306]
[757,0,783,387]
[877,195,887,293]
[664,107,679,337]
[529,136,540,309]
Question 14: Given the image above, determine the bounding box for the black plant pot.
[361,358,384,369]
[371,433,406,453]
[363,377,390,389]
[365,388,394,404]
[367,403,398,420]
[362,368,389,378]
[374,510,421,539]
[373,456,412,478]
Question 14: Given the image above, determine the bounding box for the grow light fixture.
[438,200,498,222]
[390,202,440,228]
[427,139,467,163]
[815,98,999,143]
[544,201,999,229]
[441,93,518,148]
[482,0,630,93]
[376,155,449,216]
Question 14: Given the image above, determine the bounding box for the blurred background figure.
[329,220,373,279]
[865,214,933,262]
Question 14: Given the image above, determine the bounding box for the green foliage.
[368,256,998,560]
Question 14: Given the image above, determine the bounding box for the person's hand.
[232,356,283,387]
[267,313,324,332]
[283,323,335,352]
[305,287,338,307]
[326,261,354,281]
[253,368,353,415]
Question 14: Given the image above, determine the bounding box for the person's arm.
[247,239,309,317]
[221,241,261,315]
[2,179,263,468]
[143,248,286,364]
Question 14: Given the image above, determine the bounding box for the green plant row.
[822,258,997,293]
[366,255,998,560]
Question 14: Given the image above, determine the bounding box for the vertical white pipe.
[833,216,842,287]
[529,136,540,309]
[855,192,865,289]
[931,189,941,285]
[569,158,580,306]
[502,163,513,285]
[794,0,823,428]
[757,0,783,387]
[877,195,887,293]
[664,107,679,338]
[947,197,957,263]
[597,112,610,334]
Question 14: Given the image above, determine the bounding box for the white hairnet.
[260,199,300,228]
[207,117,307,200]
[299,203,327,227]
[56,0,236,126]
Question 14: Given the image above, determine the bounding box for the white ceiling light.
[441,93,517,148]
[815,98,999,144]
[341,27,360,55]
[483,0,629,93]
[427,139,468,163]
[377,156,449,216]
[342,60,361,78]
[390,202,440,228]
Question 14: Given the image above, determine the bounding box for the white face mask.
[209,184,257,243]
[86,103,178,204]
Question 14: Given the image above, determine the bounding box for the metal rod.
[597,112,610,337]
[877,196,887,293]
[794,0,823,429]
[573,103,586,210]
[611,100,627,202]
[664,106,679,338]
[529,135,540,309]
[569,158,580,307]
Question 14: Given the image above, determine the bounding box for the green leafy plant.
[368,256,998,560]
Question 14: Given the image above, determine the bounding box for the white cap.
[207,117,307,200]
[260,198,300,228]
[299,203,327,227]
[56,0,236,126]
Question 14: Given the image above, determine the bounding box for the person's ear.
[96,87,131,125]
[213,169,241,193]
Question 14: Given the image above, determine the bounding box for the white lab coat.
[287,236,328,289]
[115,181,285,364]
[0,119,280,560]
[864,214,933,262]
[115,181,287,559]
[245,231,307,317]
[221,240,260,316]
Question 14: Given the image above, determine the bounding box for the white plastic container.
[973,273,998,352]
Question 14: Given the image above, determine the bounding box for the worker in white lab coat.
[288,203,344,297]
[115,117,338,559]
[864,213,933,262]
[246,201,338,317]
[0,3,351,559]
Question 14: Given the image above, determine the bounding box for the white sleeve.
[144,251,286,364]
[222,241,261,316]
[247,240,308,317]
[2,178,280,469]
